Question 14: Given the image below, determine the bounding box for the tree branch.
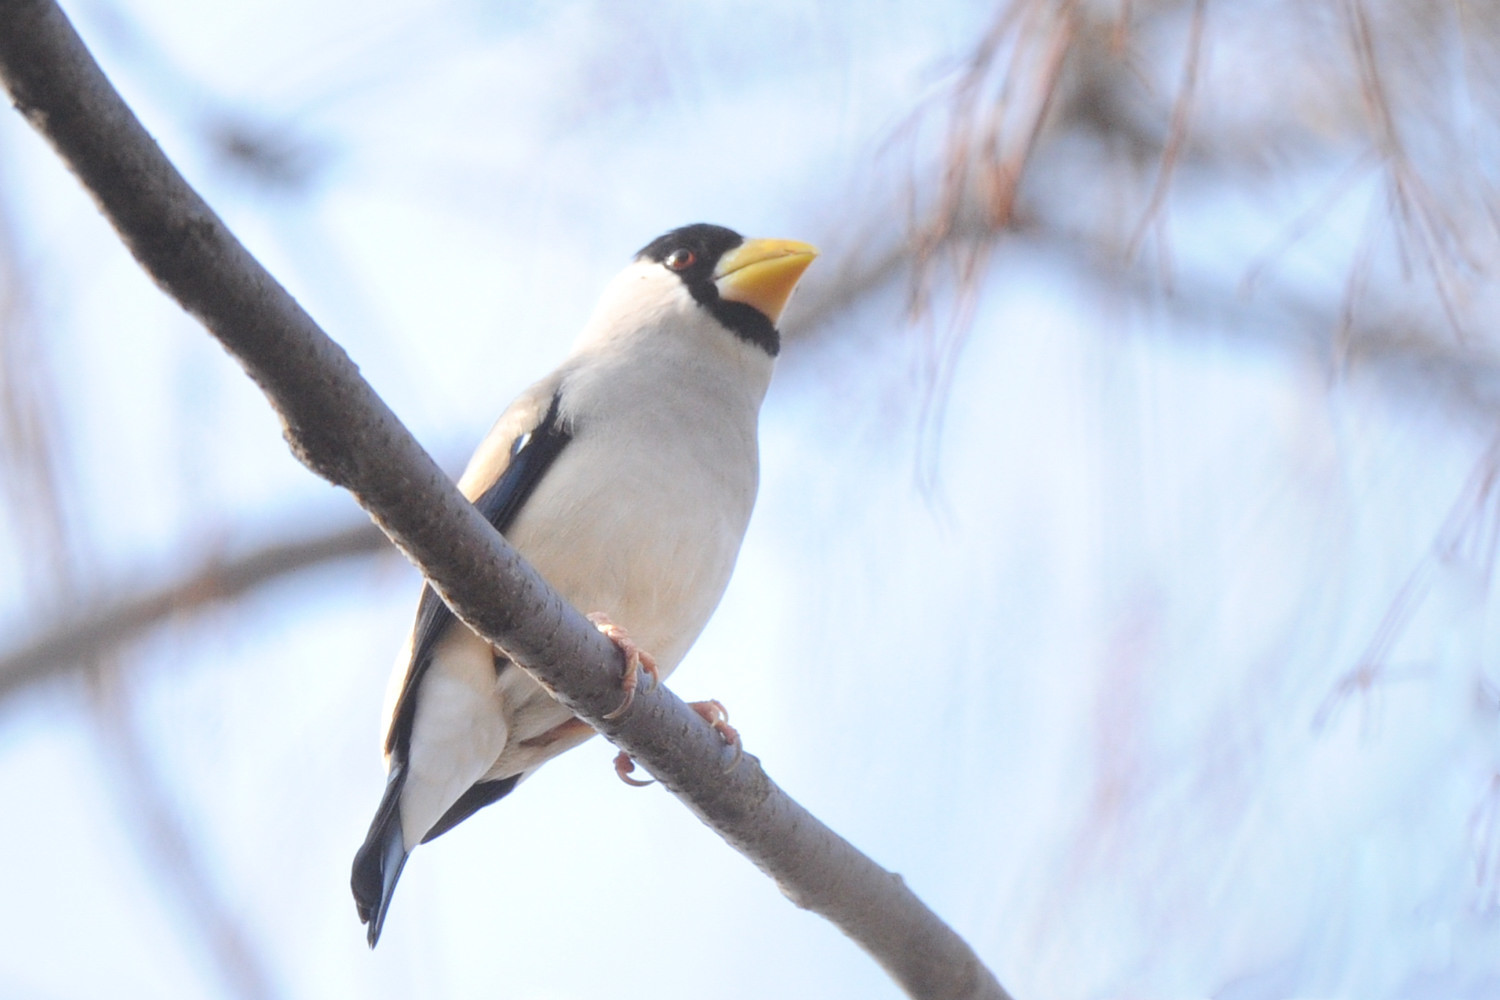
[0,518,389,703]
[0,2,1012,997]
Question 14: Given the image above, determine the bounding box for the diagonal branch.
[0,517,389,703]
[0,3,1011,998]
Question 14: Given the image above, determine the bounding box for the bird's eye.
[664,248,696,271]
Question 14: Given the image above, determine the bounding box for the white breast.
[510,336,767,673]
[402,263,775,811]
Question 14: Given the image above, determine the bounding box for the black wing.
[384,390,573,761]
[352,390,572,944]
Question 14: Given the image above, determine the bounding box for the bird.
[350,223,818,947]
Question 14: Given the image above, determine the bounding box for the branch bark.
[0,3,1012,998]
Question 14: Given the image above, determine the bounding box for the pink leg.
[588,612,660,721]
[613,750,654,787]
[689,698,743,769]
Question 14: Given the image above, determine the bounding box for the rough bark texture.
[0,2,1013,997]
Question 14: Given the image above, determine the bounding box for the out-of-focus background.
[3,0,1500,997]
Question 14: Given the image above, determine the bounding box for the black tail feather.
[353,767,525,946]
[420,774,520,845]
[352,765,409,948]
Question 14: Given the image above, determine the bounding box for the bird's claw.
[589,613,660,721]
[613,750,654,787]
[689,699,743,771]
[612,701,740,784]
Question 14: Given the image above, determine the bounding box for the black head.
[636,223,780,356]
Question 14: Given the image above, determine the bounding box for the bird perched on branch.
[351,223,817,947]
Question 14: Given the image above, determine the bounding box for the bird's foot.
[689,699,743,770]
[611,700,741,785]
[589,613,660,720]
[613,750,654,787]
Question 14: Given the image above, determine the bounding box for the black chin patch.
[636,223,780,357]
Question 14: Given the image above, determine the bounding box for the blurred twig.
[0,149,77,595]
[0,518,389,702]
[88,665,284,1000]
[0,77,290,1000]
[1124,0,1205,259]
[1342,0,1469,340]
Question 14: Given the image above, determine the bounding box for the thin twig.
[0,518,390,702]
[1124,0,1207,259]
[87,664,284,1000]
[1343,0,1469,339]
[0,89,285,997]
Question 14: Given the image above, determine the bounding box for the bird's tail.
[351,766,410,948]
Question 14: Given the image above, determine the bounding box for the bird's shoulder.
[455,372,569,502]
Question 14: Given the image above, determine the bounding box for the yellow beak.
[713,238,819,325]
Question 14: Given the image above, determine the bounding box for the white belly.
[400,420,756,829]
[506,415,756,676]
